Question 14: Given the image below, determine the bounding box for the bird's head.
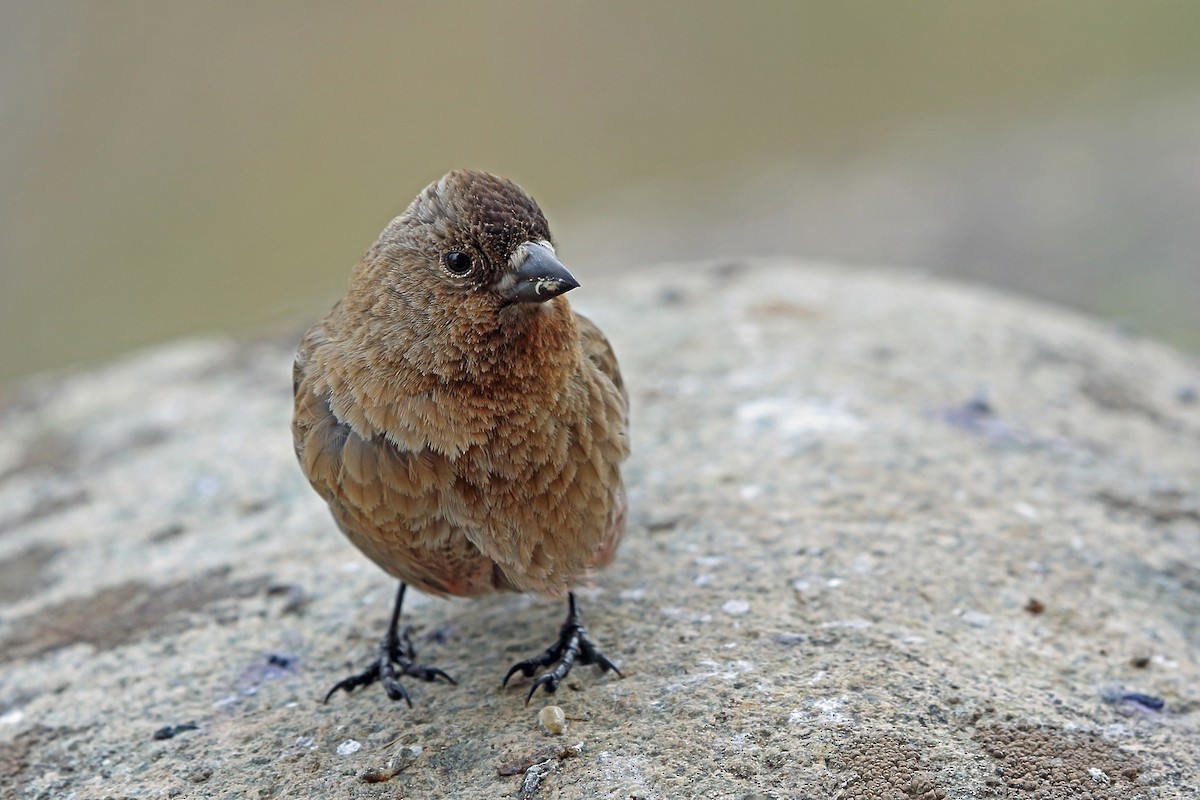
[368,170,579,313]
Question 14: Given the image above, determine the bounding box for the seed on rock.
[538,705,567,735]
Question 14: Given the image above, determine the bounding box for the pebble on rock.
[336,739,362,756]
[722,599,751,615]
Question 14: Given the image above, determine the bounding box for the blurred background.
[3,1,1199,385]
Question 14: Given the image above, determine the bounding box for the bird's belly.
[327,465,622,599]
[332,503,504,597]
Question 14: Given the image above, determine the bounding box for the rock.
[0,261,1197,798]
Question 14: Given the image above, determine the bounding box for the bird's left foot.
[502,593,622,704]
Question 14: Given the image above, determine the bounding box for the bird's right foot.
[502,593,622,704]
[324,624,455,708]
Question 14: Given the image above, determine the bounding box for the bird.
[291,170,629,707]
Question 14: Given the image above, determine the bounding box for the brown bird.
[292,170,629,706]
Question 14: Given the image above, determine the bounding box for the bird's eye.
[443,251,474,276]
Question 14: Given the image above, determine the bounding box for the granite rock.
[0,261,1197,798]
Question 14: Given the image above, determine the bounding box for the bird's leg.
[324,582,455,708]
[502,592,622,704]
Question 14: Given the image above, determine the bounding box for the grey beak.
[501,242,580,304]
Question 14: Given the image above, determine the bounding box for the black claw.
[381,676,414,708]
[526,674,559,704]
[410,665,457,685]
[503,593,622,704]
[323,666,380,704]
[502,646,561,688]
[582,642,623,677]
[501,664,524,688]
[323,583,454,707]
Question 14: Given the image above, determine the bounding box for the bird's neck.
[460,296,577,372]
[335,293,580,394]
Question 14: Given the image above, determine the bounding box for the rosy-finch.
[292,170,629,706]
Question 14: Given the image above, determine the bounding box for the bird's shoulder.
[572,311,626,402]
[292,310,335,398]
[292,314,462,512]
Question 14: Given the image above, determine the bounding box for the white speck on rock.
[722,599,751,615]
[336,739,362,756]
[739,484,763,500]
[521,760,551,796]
[1013,501,1039,520]
[195,475,221,496]
[961,610,993,628]
[596,751,651,791]
[0,710,24,726]
[736,397,866,440]
[790,695,851,726]
[821,619,873,629]
[1088,767,1110,785]
[619,587,646,601]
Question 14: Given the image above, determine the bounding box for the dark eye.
[443,251,473,276]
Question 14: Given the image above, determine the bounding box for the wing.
[568,310,630,576]
[574,311,627,406]
[292,317,509,595]
[291,315,339,490]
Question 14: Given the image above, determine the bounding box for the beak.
[500,241,580,304]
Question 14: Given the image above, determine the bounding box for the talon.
[525,674,560,705]
[502,664,524,688]
[410,665,457,685]
[502,658,543,687]
[324,672,371,704]
[382,678,414,707]
[588,649,623,677]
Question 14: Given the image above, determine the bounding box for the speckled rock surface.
[1,261,1198,799]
